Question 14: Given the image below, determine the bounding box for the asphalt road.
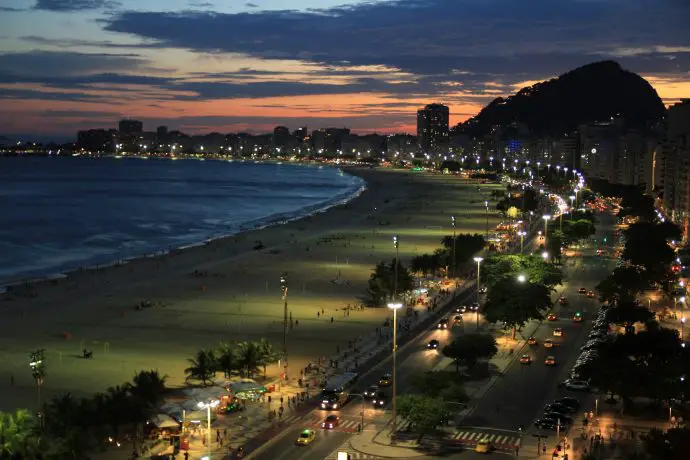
[255,211,618,460]
[254,283,479,459]
[456,211,619,459]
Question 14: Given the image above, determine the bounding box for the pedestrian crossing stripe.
[451,431,520,446]
[325,448,381,459]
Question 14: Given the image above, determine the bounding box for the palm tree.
[103,384,134,441]
[256,338,280,379]
[43,393,92,459]
[0,409,42,459]
[130,370,167,409]
[236,341,261,379]
[185,349,216,386]
[216,342,240,378]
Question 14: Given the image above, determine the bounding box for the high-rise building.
[662,100,690,235]
[76,129,117,152]
[417,103,449,154]
[118,119,143,134]
[156,126,168,137]
[273,126,291,148]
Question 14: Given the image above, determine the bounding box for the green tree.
[547,229,564,262]
[236,341,261,378]
[0,409,42,459]
[642,427,690,460]
[442,333,498,372]
[395,394,450,443]
[483,277,552,339]
[482,254,563,289]
[410,254,441,278]
[256,338,280,379]
[606,301,655,329]
[216,342,240,378]
[43,393,93,458]
[596,266,651,305]
[365,259,414,306]
[441,233,486,269]
[410,371,468,403]
[184,349,216,386]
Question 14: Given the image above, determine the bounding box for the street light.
[569,195,576,220]
[393,235,399,300]
[387,302,403,444]
[29,349,46,430]
[517,274,527,283]
[518,231,526,252]
[197,400,220,458]
[451,216,456,278]
[474,257,483,331]
[542,251,549,261]
[682,317,686,341]
[281,273,289,381]
[542,215,551,246]
[484,201,489,239]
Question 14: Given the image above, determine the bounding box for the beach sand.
[0,167,504,411]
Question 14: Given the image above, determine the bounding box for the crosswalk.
[448,430,521,447]
[324,447,382,460]
[307,417,362,433]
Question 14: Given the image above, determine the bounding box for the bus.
[319,372,359,410]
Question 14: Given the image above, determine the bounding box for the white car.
[564,379,590,391]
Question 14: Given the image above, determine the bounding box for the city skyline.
[1,0,689,141]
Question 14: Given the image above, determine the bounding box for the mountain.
[457,60,666,137]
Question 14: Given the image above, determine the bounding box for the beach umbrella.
[149,413,180,429]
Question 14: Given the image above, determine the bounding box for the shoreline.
[0,161,366,289]
[0,167,504,412]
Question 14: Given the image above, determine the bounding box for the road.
[254,211,618,460]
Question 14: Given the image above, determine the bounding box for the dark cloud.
[20,35,166,49]
[0,87,101,101]
[42,109,119,118]
[34,0,120,11]
[104,0,690,80]
[0,6,24,11]
[245,2,258,7]
[0,51,145,77]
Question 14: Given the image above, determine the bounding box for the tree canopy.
[365,259,415,306]
[442,333,498,372]
[482,254,563,289]
[596,266,651,305]
[396,394,451,443]
[483,277,552,338]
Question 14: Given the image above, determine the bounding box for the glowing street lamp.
[451,216,456,278]
[198,399,220,458]
[542,215,551,245]
[393,235,399,299]
[542,251,549,261]
[474,257,483,331]
[387,302,403,444]
[280,273,289,381]
[517,274,527,283]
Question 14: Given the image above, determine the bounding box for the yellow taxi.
[544,339,554,348]
[378,373,392,387]
[475,437,492,453]
[544,355,557,366]
[295,429,316,446]
[553,328,563,337]
[519,354,532,364]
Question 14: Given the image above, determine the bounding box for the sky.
[0,0,689,141]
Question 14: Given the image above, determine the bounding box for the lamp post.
[682,317,686,341]
[542,251,549,262]
[569,195,576,220]
[29,349,46,430]
[197,400,220,458]
[387,302,403,444]
[484,201,489,239]
[518,231,525,252]
[542,215,551,246]
[393,235,399,301]
[474,257,483,331]
[451,216,456,278]
[280,273,289,382]
[517,274,527,283]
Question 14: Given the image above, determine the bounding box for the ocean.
[0,156,365,285]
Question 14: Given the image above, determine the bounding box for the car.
[534,419,559,430]
[475,438,492,453]
[544,339,554,348]
[587,291,596,298]
[456,305,467,313]
[470,302,480,311]
[438,318,449,330]
[544,355,557,366]
[363,385,379,398]
[553,328,563,337]
[543,412,573,424]
[544,403,576,414]
[453,315,463,324]
[479,286,488,294]
[578,287,587,294]
[372,392,387,408]
[573,312,583,322]
[378,374,392,386]
[558,296,568,305]
[552,397,581,410]
[527,337,538,346]
[427,339,440,349]
[547,313,558,321]
[520,354,532,364]
[295,429,316,445]
[322,415,340,429]
[564,379,590,391]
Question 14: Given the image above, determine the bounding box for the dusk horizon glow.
[1,0,689,141]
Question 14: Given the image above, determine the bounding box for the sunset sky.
[0,0,689,141]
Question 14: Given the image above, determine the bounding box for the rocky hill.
[457,60,666,137]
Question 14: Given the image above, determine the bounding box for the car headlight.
[329,424,333,428]
[321,404,326,408]
[332,404,338,409]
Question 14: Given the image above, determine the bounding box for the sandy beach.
[0,167,504,411]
